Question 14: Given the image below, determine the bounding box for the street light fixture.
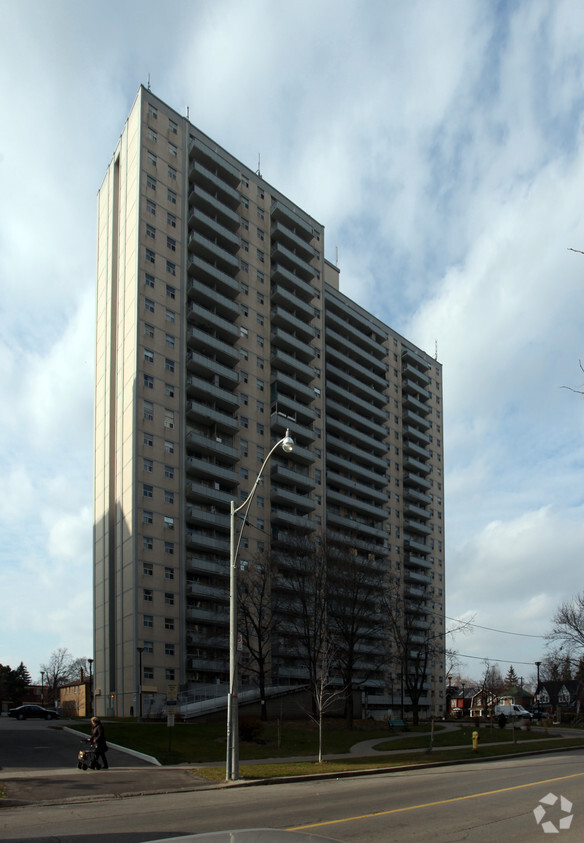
[40,671,44,706]
[226,428,294,781]
[535,661,541,718]
[137,647,144,721]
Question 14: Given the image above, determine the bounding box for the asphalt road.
[1,718,584,842]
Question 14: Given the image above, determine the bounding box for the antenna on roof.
[335,246,339,266]
[147,73,151,91]
[186,106,190,120]
[435,340,438,360]
[256,153,262,178]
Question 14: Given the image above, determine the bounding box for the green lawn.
[72,718,583,771]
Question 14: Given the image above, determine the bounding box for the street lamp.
[535,661,541,718]
[88,658,93,718]
[40,671,44,706]
[226,428,294,781]
[137,647,144,721]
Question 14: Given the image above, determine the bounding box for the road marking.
[288,770,584,831]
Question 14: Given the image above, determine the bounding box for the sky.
[1,0,584,690]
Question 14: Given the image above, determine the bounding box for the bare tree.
[326,541,389,728]
[238,551,280,720]
[548,592,584,652]
[384,575,445,725]
[305,636,347,763]
[40,648,75,705]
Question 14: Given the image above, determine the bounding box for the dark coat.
[91,719,108,751]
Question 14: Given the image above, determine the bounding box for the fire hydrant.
[472,730,479,752]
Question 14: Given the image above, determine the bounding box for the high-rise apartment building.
[94,86,445,720]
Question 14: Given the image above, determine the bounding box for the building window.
[257,356,264,369]
[147,174,156,190]
[164,465,174,479]
[164,440,174,454]
[143,511,153,525]
[147,128,157,143]
[143,458,153,473]
[165,358,175,373]
[240,416,249,429]
[168,142,177,157]
[164,618,174,630]
[165,643,175,656]
[146,223,156,239]
[143,588,153,601]
[144,322,154,338]
[144,349,154,364]
[165,592,174,605]
[145,298,155,313]
[144,641,153,654]
[146,248,155,264]
[167,236,176,252]
[241,195,249,208]
[257,378,264,391]
[165,567,175,580]
[147,151,157,166]
[167,211,177,228]
[164,490,174,504]
[257,270,264,284]
[166,284,176,299]
[166,309,175,323]
[241,239,249,252]
[240,260,249,273]
[144,615,153,628]
[169,118,178,134]
[166,669,175,681]
[257,249,264,263]
[168,165,177,181]
[165,333,175,348]
[144,433,153,447]
[166,260,176,276]
[257,335,264,348]
[145,273,155,288]
[168,189,177,204]
[164,409,175,429]
[164,541,174,555]
[143,536,153,550]
[143,402,153,422]
[143,483,153,498]
[147,199,156,215]
[165,383,174,398]
[240,326,248,338]
[148,104,158,119]
[144,667,154,680]
[144,374,154,389]
[164,516,174,529]
[257,495,264,508]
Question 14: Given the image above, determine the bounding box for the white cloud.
[2,0,584,685]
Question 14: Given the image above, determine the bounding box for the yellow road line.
[288,770,584,831]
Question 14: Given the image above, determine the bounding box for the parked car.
[495,704,532,719]
[8,704,60,720]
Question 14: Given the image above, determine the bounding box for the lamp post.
[535,661,541,718]
[40,671,44,706]
[137,647,144,721]
[88,658,93,718]
[226,428,294,781]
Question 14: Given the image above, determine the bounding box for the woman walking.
[91,716,109,769]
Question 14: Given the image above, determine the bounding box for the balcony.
[325,415,386,455]
[271,395,317,425]
[189,159,240,206]
[189,137,240,184]
[402,378,431,402]
[402,346,431,372]
[270,347,315,382]
[189,207,240,253]
[271,486,315,511]
[186,455,238,485]
[327,489,387,521]
[326,379,388,423]
[188,232,239,274]
[185,401,238,432]
[270,305,315,341]
[403,454,431,475]
[404,518,432,536]
[326,450,387,488]
[271,463,315,490]
[271,326,314,363]
[326,434,389,470]
[270,508,313,531]
[270,284,315,320]
[186,556,229,577]
[404,537,430,555]
[402,360,431,386]
[403,424,431,444]
[327,399,387,440]
[403,486,431,505]
[186,506,230,530]
[404,471,432,490]
[404,501,430,520]
[271,221,319,261]
[402,408,432,429]
[271,262,315,301]
[271,199,316,241]
[189,184,240,229]
[187,606,229,623]
[327,471,388,504]
[185,431,238,462]
[326,309,387,361]
[327,363,386,408]
[186,374,238,412]
[325,510,387,540]
[271,369,314,402]
[403,439,431,461]
[186,350,238,387]
[186,531,230,553]
[188,254,239,298]
[187,279,239,319]
[187,327,239,367]
[186,481,235,506]
[271,241,314,281]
